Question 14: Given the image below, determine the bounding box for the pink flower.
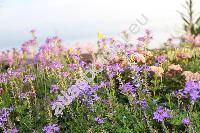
[0,88,4,95]
[168,64,182,72]
[61,72,69,77]
[184,34,195,44]
[182,71,200,81]
[30,29,36,34]
[195,35,200,45]
[7,55,14,66]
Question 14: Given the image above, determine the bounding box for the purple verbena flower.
[51,91,75,116]
[107,63,124,78]
[51,81,90,116]
[95,117,105,124]
[153,106,172,122]
[50,85,59,93]
[23,74,36,83]
[43,124,60,133]
[155,55,166,64]
[18,92,26,99]
[49,61,64,70]
[174,81,200,102]
[184,81,200,101]
[137,99,147,110]
[68,63,79,71]
[182,117,190,125]
[119,82,136,95]
[45,36,62,44]
[3,128,19,133]
[0,108,11,127]
[0,73,8,83]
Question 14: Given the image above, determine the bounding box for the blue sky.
[0,0,199,51]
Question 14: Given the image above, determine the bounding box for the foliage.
[0,30,200,133]
[179,0,200,35]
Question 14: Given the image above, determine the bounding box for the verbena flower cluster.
[175,81,200,101]
[153,106,172,122]
[43,124,60,133]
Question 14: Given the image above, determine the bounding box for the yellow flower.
[69,48,74,53]
[98,32,105,40]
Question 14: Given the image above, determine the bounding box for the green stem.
[144,111,154,133]
[161,121,169,133]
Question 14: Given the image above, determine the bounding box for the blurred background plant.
[179,0,200,48]
[179,0,200,35]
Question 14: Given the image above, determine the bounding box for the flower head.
[23,74,36,83]
[153,106,172,122]
[43,124,60,133]
[182,117,190,125]
[182,71,200,81]
[0,108,11,127]
[49,61,64,70]
[119,82,136,95]
[150,66,164,77]
[168,64,182,72]
[155,55,167,64]
[3,128,19,133]
[135,99,147,110]
[50,85,59,93]
[95,117,105,124]
[184,81,200,101]
[174,81,200,102]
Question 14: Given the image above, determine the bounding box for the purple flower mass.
[0,73,8,83]
[119,82,136,95]
[95,117,105,124]
[176,81,200,101]
[52,80,103,116]
[23,74,36,83]
[49,61,64,70]
[43,124,60,133]
[1,18,200,132]
[182,117,190,125]
[136,99,147,110]
[107,63,124,78]
[155,55,166,64]
[0,108,10,127]
[50,85,59,93]
[3,128,19,133]
[153,106,172,122]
